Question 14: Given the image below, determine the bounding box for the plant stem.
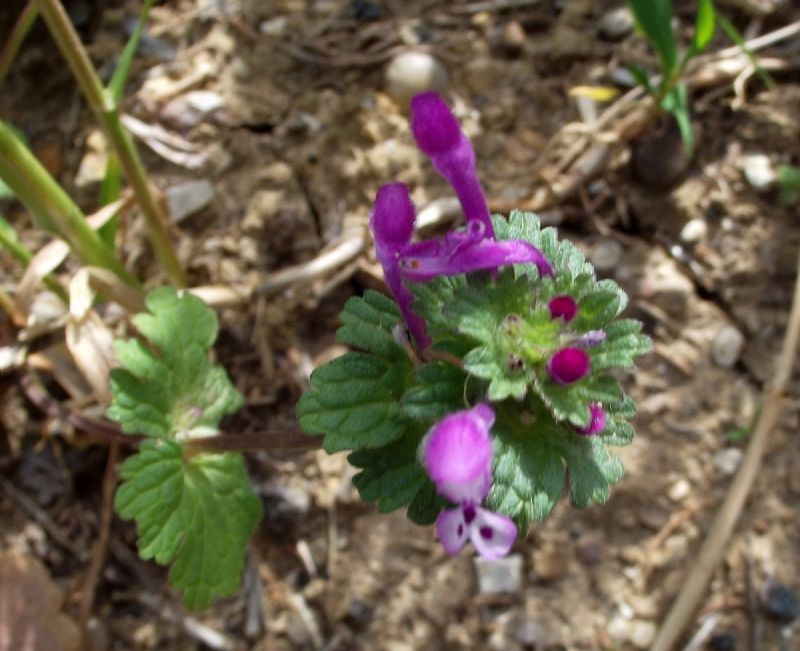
[36,0,186,287]
[650,245,800,651]
[0,120,137,284]
[0,1,39,86]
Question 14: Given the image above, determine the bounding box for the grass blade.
[628,0,678,75]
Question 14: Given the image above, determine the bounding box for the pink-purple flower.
[574,403,606,436]
[423,403,517,559]
[369,92,553,349]
[547,347,590,385]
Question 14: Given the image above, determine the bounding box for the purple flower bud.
[399,221,554,281]
[423,403,495,504]
[370,183,431,349]
[548,295,578,322]
[410,92,493,235]
[576,330,607,347]
[547,347,590,385]
[574,403,606,436]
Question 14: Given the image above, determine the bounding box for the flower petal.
[400,232,554,281]
[423,403,495,503]
[369,183,431,349]
[410,92,493,234]
[574,403,606,436]
[436,507,469,555]
[469,507,518,560]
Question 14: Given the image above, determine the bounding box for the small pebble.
[712,447,742,477]
[680,218,708,243]
[668,478,690,502]
[599,6,635,40]
[384,52,448,106]
[764,582,798,623]
[474,554,523,594]
[512,616,550,646]
[575,532,604,565]
[629,620,656,649]
[591,239,623,274]
[185,90,225,114]
[740,154,776,191]
[533,545,568,582]
[499,20,526,56]
[711,325,745,368]
[708,632,736,651]
[166,180,214,223]
[260,16,288,37]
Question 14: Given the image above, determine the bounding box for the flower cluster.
[367,92,623,558]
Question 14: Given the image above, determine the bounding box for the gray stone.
[741,154,776,191]
[474,554,523,594]
[713,447,742,477]
[712,325,745,368]
[679,218,708,243]
[385,52,448,105]
[591,239,623,274]
[260,16,288,37]
[599,7,635,40]
[629,620,656,649]
[166,180,215,223]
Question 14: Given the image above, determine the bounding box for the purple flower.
[574,403,606,436]
[547,347,590,385]
[399,220,554,282]
[576,329,607,347]
[370,183,431,349]
[548,295,578,322]
[411,92,493,236]
[423,403,518,559]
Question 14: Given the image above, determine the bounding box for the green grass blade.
[98,153,121,245]
[717,14,773,89]
[628,0,678,75]
[107,0,155,104]
[691,0,716,53]
[662,84,694,157]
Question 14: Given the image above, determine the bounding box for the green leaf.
[778,164,800,205]
[115,439,261,609]
[627,63,654,95]
[407,480,447,526]
[628,0,678,75]
[691,0,716,53]
[107,288,243,438]
[108,0,155,103]
[298,352,413,452]
[401,362,468,421]
[662,84,694,156]
[337,290,408,361]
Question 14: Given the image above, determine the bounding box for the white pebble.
[668,478,690,502]
[712,325,745,368]
[740,154,776,191]
[679,218,708,243]
[384,52,448,105]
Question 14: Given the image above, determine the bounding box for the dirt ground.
[1,0,800,649]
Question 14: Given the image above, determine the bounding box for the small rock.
[474,554,523,594]
[638,504,669,531]
[712,325,745,368]
[740,154,776,191]
[599,6,634,40]
[668,478,690,502]
[708,632,736,651]
[764,582,798,623]
[260,484,311,534]
[629,620,656,649]
[260,16,288,37]
[640,268,693,316]
[533,545,568,582]
[511,616,550,646]
[680,218,708,243]
[343,598,373,630]
[575,532,604,565]
[712,447,742,477]
[385,52,448,106]
[166,180,214,223]
[499,21,526,56]
[591,239,623,274]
